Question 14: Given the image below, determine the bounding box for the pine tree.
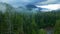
[54,20,60,34]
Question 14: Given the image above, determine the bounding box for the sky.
[0,0,60,7]
[0,0,45,7]
[0,0,60,10]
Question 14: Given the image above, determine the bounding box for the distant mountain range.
[0,2,6,12]
[0,2,60,13]
[0,2,16,13]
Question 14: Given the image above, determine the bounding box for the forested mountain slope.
[0,2,60,34]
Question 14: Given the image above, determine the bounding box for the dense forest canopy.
[0,3,60,34]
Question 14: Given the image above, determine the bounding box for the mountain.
[26,4,37,10]
[0,2,60,14]
[0,2,15,13]
[17,4,45,13]
[26,4,42,11]
[0,2,6,13]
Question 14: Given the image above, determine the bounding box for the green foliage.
[0,3,60,34]
[54,20,60,34]
[38,29,47,34]
[0,10,57,34]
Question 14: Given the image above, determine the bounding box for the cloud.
[36,0,60,5]
[36,4,60,10]
[0,3,6,13]
[0,0,13,3]
[0,0,46,7]
[0,0,31,7]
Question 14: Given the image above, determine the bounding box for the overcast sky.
[0,0,60,7]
